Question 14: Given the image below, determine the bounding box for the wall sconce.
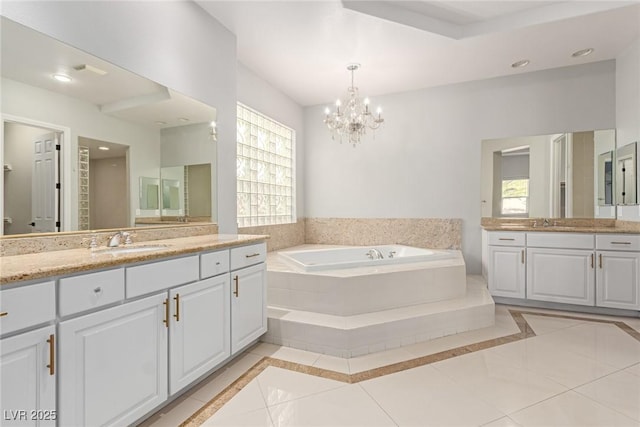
[210,121,218,142]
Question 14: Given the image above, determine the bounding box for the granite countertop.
[482,224,640,234]
[0,234,268,285]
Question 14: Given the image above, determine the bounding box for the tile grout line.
[177,309,639,427]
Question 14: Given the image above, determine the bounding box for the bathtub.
[268,244,467,316]
[265,244,495,358]
[279,244,454,272]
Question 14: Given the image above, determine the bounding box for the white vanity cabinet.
[0,325,56,427]
[526,233,595,306]
[0,282,56,427]
[230,243,267,354]
[58,293,168,427]
[596,235,640,310]
[487,232,526,298]
[169,250,231,395]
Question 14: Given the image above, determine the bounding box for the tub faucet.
[366,248,384,260]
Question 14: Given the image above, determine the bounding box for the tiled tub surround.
[264,245,494,358]
[0,223,219,257]
[304,218,462,249]
[239,219,305,252]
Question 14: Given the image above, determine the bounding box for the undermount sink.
[92,245,168,255]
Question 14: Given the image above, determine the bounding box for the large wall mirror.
[481,129,617,219]
[0,17,218,236]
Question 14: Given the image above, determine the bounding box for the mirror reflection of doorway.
[78,137,129,230]
[3,121,61,235]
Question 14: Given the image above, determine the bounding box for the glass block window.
[237,103,295,227]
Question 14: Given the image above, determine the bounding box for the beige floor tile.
[202,407,274,427]
[575,370,640,421]
[267,384,396,426]
[625,363,640,377]
[522,313,585,335]
[348,347,415,373]
[510,390,638,426]
[481,417,522,427]
[312,354,350,374]
[138,396,204,427]
[213,380,267,420]
[256,366,345,406]
[250,342,321,366]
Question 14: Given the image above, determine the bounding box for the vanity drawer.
[0,281,55,336]
[59,268,125,317]
[527,232,594,249]
[487,232,525,246]
[596,234,640,251]
[126,255,199,298]
[201,249,230,279]
[230,242,267,270]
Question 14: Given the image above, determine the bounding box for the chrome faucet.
[107,231,133,247]
[366,248,384,260]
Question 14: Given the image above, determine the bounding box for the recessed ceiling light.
[98,146,110,151]
[572,48,594,58]
[155,121,167,125]
[52,73,72,83]
[511,59,530,69]
[178,118,190,122]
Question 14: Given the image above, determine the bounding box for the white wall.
[2,77,160,229]
[1,0,238,232]
[236,63,305,219]
[304,61,616,273]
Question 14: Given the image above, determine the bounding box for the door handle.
[46,334,55,376]
[521,250,525,264]
[599,254,603,269]
[173,294,180,322]
[162,298,169,328]
[590,253,594,268]
[233,275,239,297]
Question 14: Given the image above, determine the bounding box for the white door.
[596,251,640,310]
[58,294,167,427]
[0,325,56,427]
[231,263,267,354]
[488,246,526,298]
[169,275,231,395]
[527,247,595,306]
[31,132,59,233]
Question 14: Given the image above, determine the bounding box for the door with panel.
[596,250,640,309]
[169,275,231,395]
[230,263,267,354]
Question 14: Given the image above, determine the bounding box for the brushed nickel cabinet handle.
[611,241,631,245]
[498,238,515,241]
[163,298,169,328]
[46,334,55,376]
[173,294,180,322]
[234,275,239,297]
[245,253,261,258]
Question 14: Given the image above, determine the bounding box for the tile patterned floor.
[138,304,640,427]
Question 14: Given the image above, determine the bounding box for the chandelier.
[323,64,384,146]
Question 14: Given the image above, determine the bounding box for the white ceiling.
[197,0,640,107]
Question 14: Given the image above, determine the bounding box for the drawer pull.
[599,254,603,269]
[611,241,632,245]
[0,311,7,318]
[173,294,180,322]
[233,275,239,298]
[245,253,261,258]
[46,334,55,376]
[163,298,169,328]
[498,238,515,241]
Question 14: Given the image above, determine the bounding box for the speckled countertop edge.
[0,234,269,286]
[481,225,640,233]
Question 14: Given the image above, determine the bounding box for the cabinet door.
[597,251,640,310]
[231,263,267,354]
[0,325,56,427]
[59,293,167,427]
[169,275,231,395]
[527,248,595,306]
[488,246,525,298]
